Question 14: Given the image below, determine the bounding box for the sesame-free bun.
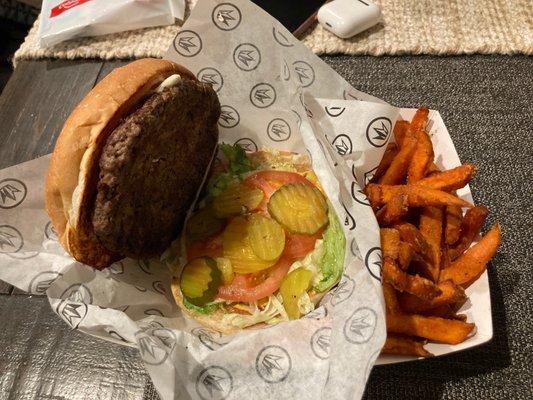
[45,59,196,269]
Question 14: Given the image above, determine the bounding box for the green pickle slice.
[212,183,264,218]
[280,267,313,320]
[248,214,286,261]
[180,257,222,306]
[186,206,225,241]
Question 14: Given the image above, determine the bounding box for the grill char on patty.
[92,78,220,258]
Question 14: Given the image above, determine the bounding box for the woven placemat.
[13,0,533,64]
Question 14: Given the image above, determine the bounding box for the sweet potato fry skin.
[369,143,399,184]
[416,164,477,192]
[445,204,463,246]
[393,120,410,147]
[448,205,489,260]
[386,313,475,344]
[399,280,466,314]
[394,222,432,261]
[398,241,414,270]
[440,223,502,287]
[381,228,400,260]
[376,194,409,226]
[382,258,442,300]
[419,206,444,282]
[382,282,400,314]
[407,129,434,183]
[366,184,472,209]
[381,334,433,357]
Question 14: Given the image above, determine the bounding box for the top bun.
[45,58,196,269]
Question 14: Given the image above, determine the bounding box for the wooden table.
[0,56,531,399]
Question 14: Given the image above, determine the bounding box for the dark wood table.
[0,56,531,399]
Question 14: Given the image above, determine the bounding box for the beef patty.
[92,78,220,257]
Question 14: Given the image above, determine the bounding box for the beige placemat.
[14,0,533,64]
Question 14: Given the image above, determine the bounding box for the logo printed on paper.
[343,307,377,344]
[152,328,177,353]
[56,300,88,329]
[364,247,382,281]
[137,334,168,365]
[107,330,128,343]
[144,308,164,317]
[234,138,258,152]
[311,327,332,359]
[50,0,91,17]
[342,204,356,231]
[60,283,93,304]
[292,110,302,128]
[272,26,294,47]
[152,280,166,295]
[29,271,62,295]
[331,274,355,306]
[192,327,227,351]
[173,30,202,57]
[267,118,291,142]
[332,134,353,156]
[366,117,392,148]
[196,366,233,400]
[292,61,315,88]
[135,285,147,292]
[44,221,58,241]
[343,89,360,101]
[325,106,346,117]
[363,166,378,186]
[212,3,242,31]
[218,105,240,128]
[350,238,362,259]
[197,68,224,92]
[351,182,371,206]
[0,225,23,253]
[282,60,290,81]
[0,179,27,209]
[138,259,152,275]
[250,83,276,108]
[233,43,261,71]
[256,345,291,383]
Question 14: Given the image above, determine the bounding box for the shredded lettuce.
[183,298,222,315]
[315,206,346,292]
[297,292,315,315]
[221,295,288,329]
[207,144,253,198]
[288,239,325,287]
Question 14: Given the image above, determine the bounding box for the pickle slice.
[248,214,286,261]
[215,257,234,285]
[222,217,276,273]
[212,183,264,218]
[186,206,225,241]
[180,257,222,306]
[279,267,313,319]
[268,183,329,234]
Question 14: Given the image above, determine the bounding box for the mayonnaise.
[156,74,182,92]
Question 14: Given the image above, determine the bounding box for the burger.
[45,58,221,269]
[169,146,346,333]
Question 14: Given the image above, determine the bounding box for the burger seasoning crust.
[92,79,220,258]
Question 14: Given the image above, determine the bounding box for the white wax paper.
[0,1,454,399]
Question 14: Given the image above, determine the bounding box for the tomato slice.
[217,256,293,302]
[283,230,323,259]
[187,237,223,261]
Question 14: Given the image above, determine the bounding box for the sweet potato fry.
[366,184,472,209]
[399,280,466,314]
[407,129,434,183]
[376,194,408,226]
[386,313,475,344]
[379,113,424,185]
[369,143,399,184]
[416,164,477,192]
[381,334,433,357]
[425,162,440,176]
[394,222,432,261]
[410,253,436,281]
[440,223,501,287]
[419,206,443,282]
[393,120,409,147]
[382,258,442,300]
[398,241,414,270]
[448,205,489,260]
[445,203,463,246]
[382,282,400,314]
[381,228,400,260]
